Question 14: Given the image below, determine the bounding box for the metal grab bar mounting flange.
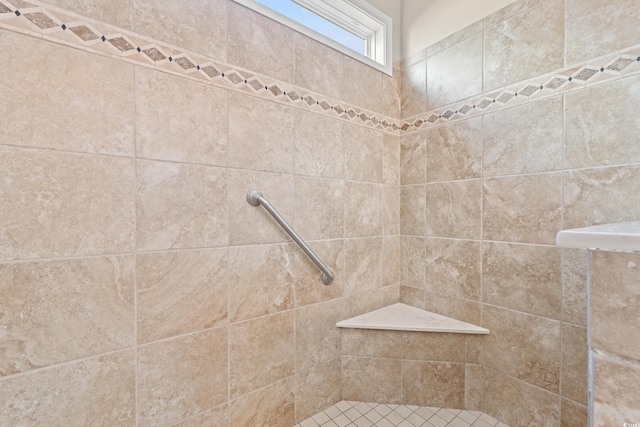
[246,189,334,286]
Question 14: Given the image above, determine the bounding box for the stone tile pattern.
[294,401,510,427]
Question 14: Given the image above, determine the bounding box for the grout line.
[132,61,139,427]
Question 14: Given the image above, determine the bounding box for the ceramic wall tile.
[135,67,227,166]
[401,60,426,119]
[561,249,589,327]
[344,237,382,295]
[0,31,135,156]
[136,160,228,251]
[401,236,426,289]
[425,238,481,301]
[41,0,133,28]
[383,186,401,236]
[227,2,293,81]
[293,239,345,307]
[560,398,588,427]
[383,134,401,186]
[382,236,401,287]
[423,291,481,326]
[400,285,425,309]
[591,251,640,360]
[133,0,227,61]
[172,403,227,427]
[228,169,294,245]
[294,358,341,423]
[228,92,295,174]
[0,148,135,261]
[294,32,343,100]
[344,182,382,238]
[0,350,135,425]
[426,34,483,110]
[136,249,228,343]
[383,61,401,119]
[593,351,640,426]
[294,110,344,179]
[561,324,588,405]
[294,176,344,240]
[426,180,482,239]
[565,74,640,169]
[0,256,134,376]
[427,20,483,57]
[481,305,561,393]
[341,329,402,359]
[402,332,466,363]
[400,131,426,185]
[295,299,344,372]
[137,329,227,426]
[402,361,465,407]
[483,173,562,244]
[229,377,295,427]
[426,117,482,182]
[341,356,402,404]
[484,0,564,91]
[465,364,484,411]
[483,97,563,176]
[400,185,426,236]
[342,56,383,113]
[229,311,294,398]
[566,0,640,64]
[482,242,562,319]
[344,123,383,183]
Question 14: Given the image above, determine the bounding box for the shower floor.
[294,401,509,427]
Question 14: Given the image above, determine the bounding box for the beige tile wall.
[399,0,639,424]
[0,1,400,424]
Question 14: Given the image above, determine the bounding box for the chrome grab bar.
[246,189,334,286]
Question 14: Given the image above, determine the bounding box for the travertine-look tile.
[593,351,640,426]
[481,305,561,393]
[383,61,402,119]
[484,0,541,27]
[41,0,132,28]
[229,377,295,427]
[229,311,294,398]
[344,182,382,238]
[0,257,134,376]
[564,165,640,229]
[0,32,134,156]
[229,92,295,174]
[228,2,294,82]
[561,324,588,405]
[400,185,426,236]
[427,20,483,57]
[342,356,402,403]
[136,160,227,251]
[228,169,294,245]
[138,329,227,426]
[426,117,482,182]
[426,180,481,239]
[137,249,228,343]
[562,248,588,327]
[383,186,401,236]
[172,403,227,427]
[296,299,344,372]
[294,110,344,179]
[293,240,345,307]
[483,97,563,176]
[383,236,401,287]
[294,32,343,100]
[465,364,484,411]
[133,0,226,61]
[483,173,562,245]
[135,67,227,166]
[294,176,344,240]
[343,286,396,320]
[423,291,481,326]
[228,243,294,322]
[483,242,561,319]
[561,398,588,427]
[426,34,483,110]
[344,123,383,183]
[565,75,640,169]
[400,131,426,185]
[401,236,426,289]
[401,60,426,118]
[425,238,481,301]
[0,148,135,260]
[484,0,564,91]
[341,329,402,359]
[482,367,560,427]
[400,285,425,309]
[402,361,465,407]
[402,332,466,362]
[342,56,383,113]
[295,358,341,423]
[591,251,640,360]
[345,238,382,295]
[566,0,640,64]
[383,133,401,186]
[0,350,135,425]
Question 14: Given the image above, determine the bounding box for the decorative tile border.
[0,0,639,136]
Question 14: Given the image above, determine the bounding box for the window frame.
[232,0,393,75]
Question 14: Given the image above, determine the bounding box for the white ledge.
[556,221,640,252]
[336,303,490,334]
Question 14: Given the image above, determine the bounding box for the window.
[232,0,392,75]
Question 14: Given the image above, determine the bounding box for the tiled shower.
[0,0,638,426]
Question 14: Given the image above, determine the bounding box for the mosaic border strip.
[0,0,639,136]
[0,0,404,134]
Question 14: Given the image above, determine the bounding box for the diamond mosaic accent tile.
[518,85,539,97]
[23,11,56,29]
[573,67,599,81]
[458,105,473,115]
[174,56,195,70]
[496,92,514,103]
[225,71,244,84]
[69,25,98,41]
[304,95,316,106]
[108,36,134,52]
[142,47,166,61]
[358,112,369,121]
[544,77,567,90]
[201,65,220,78]
[427,114,439,123]
[334,105,344,114]
[477,99,493,109]
[0,3,12,14]
[319,100,331,110]
[293,401,510,427]
[606,57,635,71]
[248,78,264,91]
[287,90,300,101]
